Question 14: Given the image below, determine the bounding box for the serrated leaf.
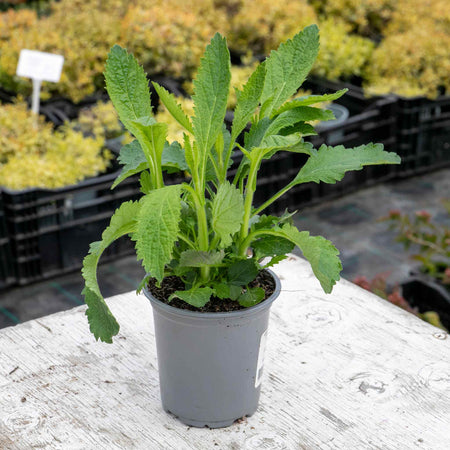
[83,287,119,344]
[227,259,260,286]
[192,33,231,157]
[252,235,295,260]
[135,185,182,281]
[257,134,316,159]
[277,224,342,293]
[105,45,154,135]
[238,287,265,307]
[152,81,193,134]
[231,61,266,143]
[81,200,141,342]
[112,140,147,189]
[263,254,288,269]
[273,89,348,116]
[245,117,271,149]
[179,250,225,267]
[162,141,189,173]
[265,106,334,137]
[212,181,245,248]
[171,287,213,308]
[260,25,319,117]
[293,143,402,185]
[212,282,231,299]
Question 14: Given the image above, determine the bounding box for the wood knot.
[419,363,450,392]
[244,432,288,449]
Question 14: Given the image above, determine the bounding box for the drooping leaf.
[192,33,231,158]
[276,224,342,293]
[135,185,182,281]
[81,200,141,342]
[152,81,193,134]
[293,143,402,185]
[231,61,266,143]
[212,181,245,247]
[260,25,319,117]
[104,45,154,135]
[170,287,214,308]
[238,287,265,307]
[179,250,225,267]
[263,254,288,269]
[227,259,260,286]
[273,89,348,116]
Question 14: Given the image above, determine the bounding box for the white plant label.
[17,50,64,82]
[255,329,268,388]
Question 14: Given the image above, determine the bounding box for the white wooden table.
[1,255,449,450]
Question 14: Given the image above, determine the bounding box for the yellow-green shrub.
[366,0,450,98]
[0,102,111,189]
[0,0,125,102]
[120,0,228,79]
[74,100,133,141]
[313,18,375,81]
[227,0,317,55]
[310,0,395,36]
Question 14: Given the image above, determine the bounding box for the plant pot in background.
[144,270,281,428]
[315,103,349,145]
[401,275,450,330]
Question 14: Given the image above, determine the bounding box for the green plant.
[354,273,447,330]
[0,101,111,189]
[81,25,401,343]
[381,205,450,285]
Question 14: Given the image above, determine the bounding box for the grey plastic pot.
[144,270,281,428]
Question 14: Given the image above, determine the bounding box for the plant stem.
[252,181,295,217]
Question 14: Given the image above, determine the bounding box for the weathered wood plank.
[0,255,449,449]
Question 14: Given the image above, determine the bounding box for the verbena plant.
[82,25,401,342]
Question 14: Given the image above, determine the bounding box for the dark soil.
[147,270,276,313]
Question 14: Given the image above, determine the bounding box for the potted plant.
[381,205,450,329]
[81,25,401,427]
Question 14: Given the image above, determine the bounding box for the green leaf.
[112,140,147,189]
[162,141,189,173]
[179,250,225,267]
[81,201,141,342]
[170,287,213,308]
[231,61,266,143]
[252,235,295,260]
[131,120,167,166]
[277,224,342,293]
[238,287,265,307]
[83,288,119,344]
[212,282,231,299]
[212,181,245,248]
[293,143,402,185]
[245,117,271,149]
[104,45,154,135]
[227,259,260,286]
[152,81,193,134]
[260,25,319,117]
[192,33,231,156]
[140,171,152,194]
[273,89,348,116]
[257,134,316,159]
[135,185,182,281]
[263,254,288,269]
[265,106,334,137]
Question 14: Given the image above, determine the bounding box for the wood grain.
[0,255,449,449]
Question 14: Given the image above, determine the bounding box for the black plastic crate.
[0,195,15,289]
[395,95,450,177]
[1,162,142,286]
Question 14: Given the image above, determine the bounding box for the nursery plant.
[81,25,401,343]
